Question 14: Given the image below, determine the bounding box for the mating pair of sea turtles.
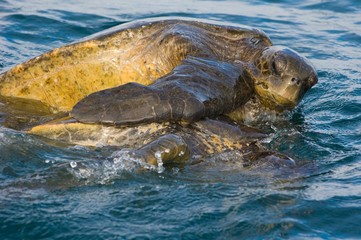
[0,17,317,167]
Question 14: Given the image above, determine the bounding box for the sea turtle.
[0,17,318,167]
[29,117,298,169]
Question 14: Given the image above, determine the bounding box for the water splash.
[154,151,165,173]
[68,149,165,184]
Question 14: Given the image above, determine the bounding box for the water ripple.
[1,0,361,239]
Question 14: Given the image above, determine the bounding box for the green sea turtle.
[30,117,297,169]
[0,17,318,167]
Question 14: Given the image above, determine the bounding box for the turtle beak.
[306,72,318,91]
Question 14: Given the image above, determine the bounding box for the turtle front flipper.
[71,57,254,126]
[71,82,171,125]
[127,134,190,167]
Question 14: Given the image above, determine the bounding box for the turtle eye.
[271,55,287,76]
[271,60,278,75]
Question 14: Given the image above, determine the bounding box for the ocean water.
[0,0,360,239]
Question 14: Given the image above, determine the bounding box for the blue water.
[1,0,360,239]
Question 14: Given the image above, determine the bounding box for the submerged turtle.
[0,17,317,167]
[30,117,298,168]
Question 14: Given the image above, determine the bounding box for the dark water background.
[0,0,360,239]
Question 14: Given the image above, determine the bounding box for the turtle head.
[252,46,318,111]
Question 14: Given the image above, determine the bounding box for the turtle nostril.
[291,77,301,86]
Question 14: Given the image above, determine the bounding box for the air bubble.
[70,161,77,168]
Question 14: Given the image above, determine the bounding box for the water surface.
[0,0,360,239]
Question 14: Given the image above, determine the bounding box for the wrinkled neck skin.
[227,58,293,124]
[226,96,291,125]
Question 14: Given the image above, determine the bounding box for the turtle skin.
[0,17,318,169]
[0,17,317,130]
